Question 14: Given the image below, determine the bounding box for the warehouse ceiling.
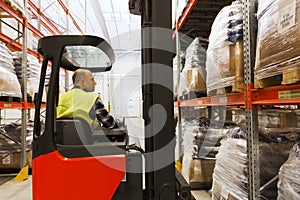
[101,0,235,52]
[99,0,141,52]
[67,0,235,51]
[37,0,235,52]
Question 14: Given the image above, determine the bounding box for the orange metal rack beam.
[172,0,198,39]
[252,84,300,105]
[176,83,300,107]
[177,92,244,107]
[57,0,84,35]
[0,32,39,57]
[28,0,62,35]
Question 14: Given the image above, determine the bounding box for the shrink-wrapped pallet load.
[206,1,244,94]
[255,0,300,88]
[13,52,41,100]
[212,135,296,200]
[0,121,35,169]
[181,117,239,189]
[173,51,185,99]
[181,37,207,94]
[277,143,300,200]
[221,108,300,199]
[0,42,22,99]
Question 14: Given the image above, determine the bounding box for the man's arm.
[93,99,119,129]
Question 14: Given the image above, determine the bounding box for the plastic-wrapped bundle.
[212,138,296,199]
[13,52,41,79]
[0,44,14,73]
[184,37,206,69]
[212,133,296,199]
[181,118,218,189]
[173,51,185,98]
[182,37,207,92]
[206,1,244,92]
[277,143,300,200]
[0,42,22,98]
[212,137,248,200]
[0,121,34,151]
[194,119,241,159]
[255,0,300,82]
[12,52,42,98]
[232,108,300,143]
[181,117,242,189]
[181,119,200,183]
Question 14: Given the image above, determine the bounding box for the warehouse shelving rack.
[0,0,84,173]
[174,0,300,199]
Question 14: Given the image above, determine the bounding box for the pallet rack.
[174,0,300,199]
[0,0,83,172]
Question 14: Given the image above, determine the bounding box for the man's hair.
[72,69,88,84]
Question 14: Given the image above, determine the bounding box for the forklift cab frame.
[32,35,144,200]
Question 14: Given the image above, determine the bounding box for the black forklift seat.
[56,118,128,158]
[56,118,95,145]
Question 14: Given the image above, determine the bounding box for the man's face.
[83,72,97,92]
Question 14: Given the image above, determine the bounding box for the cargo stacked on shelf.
[206,0,244,95]
[179,115,240,190]
[255,0,300,88]
[12,52,42,102]
[212,108,300,200]
[277,143,300,199]
[179,37,207,100]
[0,42,22,101]
[180,117,216,190]
[173,51,185,100]
[0,121,34,169]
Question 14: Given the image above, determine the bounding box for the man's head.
[72,69,97,92]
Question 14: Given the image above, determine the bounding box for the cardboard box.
[189,158,215,186]
[256,0,300,70]
[0,151,32,169]
[184,68,207,91]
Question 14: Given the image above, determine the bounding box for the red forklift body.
[32,151,125,200]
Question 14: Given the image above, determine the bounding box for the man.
[57,69,119,129]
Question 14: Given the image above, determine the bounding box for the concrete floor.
[0,176,211,200]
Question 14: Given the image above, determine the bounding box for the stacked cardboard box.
[255,0,300,87]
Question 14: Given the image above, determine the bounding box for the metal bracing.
[243,0,259,199]
[21,0,29,168]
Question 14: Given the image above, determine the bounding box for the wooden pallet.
[208,79,244,96]
[255,67,300,89]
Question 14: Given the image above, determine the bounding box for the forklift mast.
[132,0,177,199]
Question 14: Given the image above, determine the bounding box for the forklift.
[32,0,192,199]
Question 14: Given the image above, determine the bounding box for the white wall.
[94,50,145,146]
[94,51,142,117]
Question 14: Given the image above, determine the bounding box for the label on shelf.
[219,97,228,103]
[2,155,10,164]
[278,89,300,99]
[3,103,12,108]
[197,100,203,105]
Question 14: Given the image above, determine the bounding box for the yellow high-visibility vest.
[57,88,99,125]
